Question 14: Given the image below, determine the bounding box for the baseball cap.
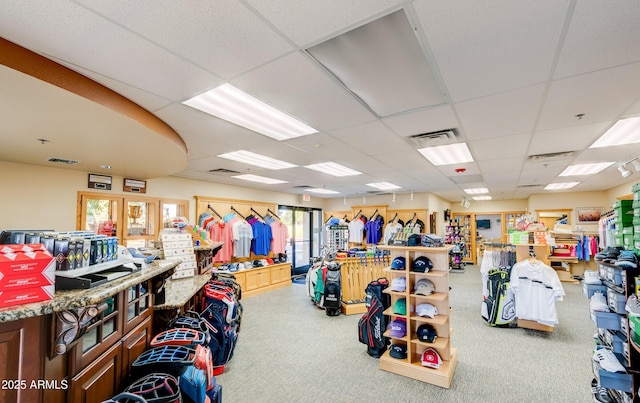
[421,348,442,369]
[390,277,407,292]
[408,234,422,246]
[388,318,407,338]
[416,323,437,343]
[389,344,407,359]
[412,256,433,273]
[416,303,439,318]
[393,298,413,315]
[414,279,435,296]
[390,256,406,270]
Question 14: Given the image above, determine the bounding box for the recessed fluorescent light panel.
[464,188,488,194]
[183,84,317,141]
[559,162,613,176]
[304,162,362,177]
[217,150,297,170]
[418,143,474,166]
[367,182,401,190]
[544,182,580,190]
[472,196,492,201]
[307,188,340,194]
[589,117,640,148]
[232,174,287,184]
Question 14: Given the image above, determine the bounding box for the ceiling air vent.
[408,129,459,148]
[292,185,313,189]
[528,151,574,162]
[46,157,81,165]
[208,168,240,175]
[517,184,543,188]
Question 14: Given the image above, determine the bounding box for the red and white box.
[0,250,55,276]
[0,285,55,308]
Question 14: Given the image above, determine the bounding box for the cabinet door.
[69,341,122,403]
[121,316,152,383]
[0,317,44,403]
[245,270,260,291]
[270,264,290,284]
[123,280,152,334]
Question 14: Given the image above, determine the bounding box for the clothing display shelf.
[378,244,457,388]
[327,225,348,252]
[451,213,474,264]
[590,259,640,398]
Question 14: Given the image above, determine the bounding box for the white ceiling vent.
[528,151,574,162]
[46,157,81,165]
[408,129,459,148]
[208,168,240,175]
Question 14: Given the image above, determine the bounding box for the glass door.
[278,205,322,275]
[79,193,122,240]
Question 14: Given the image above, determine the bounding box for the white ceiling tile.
[414,0,569,101]
[470,134,530,162]
[232,52,375,131]
[282,133,367,162]
[382,104,459,136]
[555,1,640,79]
[77,0,294,79]
[330,121,414,155]
[456,85,545,140]
[478,157,525,174]
[246,0,402,46]
[538,62,640,130]
[528,122,610,155]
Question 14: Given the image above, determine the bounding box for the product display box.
[0,245,56,308]
[0,284,55,308]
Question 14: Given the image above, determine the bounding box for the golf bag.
[481,269,515,327]
[323,262,342,316]
[358,278,391,357]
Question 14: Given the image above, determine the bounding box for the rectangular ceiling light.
[367,182,401,190]
[217,150,297,170]
[589,117,640,148]
[232,174,287,184]
[306,10,445,117]
[472,195,492,201]
[464,187,488,194]
[545,182,580,190]
[307,188,340,194]
[183,84,317,141]
[305,162,362,177]
[559,162,613,176]
[418,143,474,166]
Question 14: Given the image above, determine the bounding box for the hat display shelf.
[379,244,457,388]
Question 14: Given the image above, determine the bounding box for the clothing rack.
[267,208,280,220]
[250,207,264,220]
[389,213,398,223]
[353,209,362,219]
[207,204,223,219]
[369,209,379,220]
[230,206,245,220]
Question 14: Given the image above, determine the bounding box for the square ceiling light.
[232,174,287,184]
[183,84,317,141]
[545,182,580,190]
[307,10,444,117]
[589,117,640,148]
[305,162,362,177]
[308,188,340,194]
[217,150,297,170]
[472,195,492,201]
[559,162,613,176]
[367,182,401,190]
[418,143,474,166]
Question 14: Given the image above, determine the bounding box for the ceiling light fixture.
[589,116,640,148]
[217,150,297,170]
[618,164,632,178]
[559,162,614,176]
[392,193,396,202]
[304,162,361,177]
[367,182,401,190]
[544,182,580,190]
[417,143,474,166]
[307,188,339,194]
[183,83,317,141]
[232,174,287,184]
[632,159,640,172]
[410,192,414,201]
[460,198,471,208]
[464,187,489,194]
[472,196,492,201]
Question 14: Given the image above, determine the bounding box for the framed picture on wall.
[576,207,603,224]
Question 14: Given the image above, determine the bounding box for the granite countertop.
[154,273,211,310]
[0,259,179,323]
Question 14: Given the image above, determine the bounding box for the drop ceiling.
[1,0,640,201]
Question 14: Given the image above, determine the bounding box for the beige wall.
[0,161,323,231]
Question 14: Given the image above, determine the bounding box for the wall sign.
[123,178,147,194]
[88,174,112,190]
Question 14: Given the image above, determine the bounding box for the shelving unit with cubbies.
[378,244,457,388]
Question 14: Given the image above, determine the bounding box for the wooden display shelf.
[517,318,554,332]
[341,301,366,315]
[380,348,458,389]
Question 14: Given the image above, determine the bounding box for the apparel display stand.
[378,244,457,388]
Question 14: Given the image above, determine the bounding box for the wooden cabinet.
[245,268,270,291]
[378,245,457,388]
[69,341,122,403]
[270,263,290,284]
[221,263,291,298]
[120,315,152,383]
[0,316,45,403]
